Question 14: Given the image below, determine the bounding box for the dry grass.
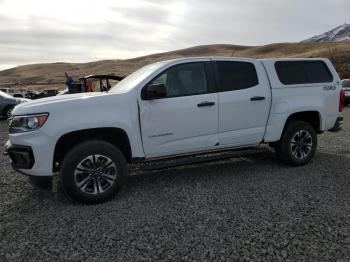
[1,42,350,91]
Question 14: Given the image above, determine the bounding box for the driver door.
[138,61,219,158]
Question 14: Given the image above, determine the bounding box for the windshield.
[0,90,14,99]
[109,62,166,93]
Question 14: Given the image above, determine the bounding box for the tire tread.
[60,140,128,204]
[275,120,317,166]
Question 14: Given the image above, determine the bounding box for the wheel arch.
[53,127,132,172]
[283,111,322,134]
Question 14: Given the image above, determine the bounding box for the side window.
[216,61,258,92]
[149,63,208,98]
[304,61,333,83]
[275,61,333,85]
[274,61,306,85]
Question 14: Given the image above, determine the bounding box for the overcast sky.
[0,0,349,70]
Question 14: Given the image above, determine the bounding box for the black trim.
[138,146,267,171]
[5,144,35,169]
[329,117,343,132]
[141,61,215,100]
[204,61,217,93]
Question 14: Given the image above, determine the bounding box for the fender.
[264,95,323,142]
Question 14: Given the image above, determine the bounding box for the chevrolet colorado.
[5,57,345,203]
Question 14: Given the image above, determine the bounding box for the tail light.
[339,89,345,112]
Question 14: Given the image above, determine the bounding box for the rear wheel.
[60,140,128,204]
[275,121,317,166]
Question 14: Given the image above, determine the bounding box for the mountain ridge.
[302,23,350,43]
[1,42,350,91]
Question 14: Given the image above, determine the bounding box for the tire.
[275,121,317,166]
[3,106,13,120]
[60,140,128,204]
[29,176,53,190]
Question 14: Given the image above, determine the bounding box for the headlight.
[8,113,49,133]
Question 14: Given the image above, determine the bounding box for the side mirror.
[144,83,166,100]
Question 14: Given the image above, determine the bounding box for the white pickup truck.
[5,57,345,203]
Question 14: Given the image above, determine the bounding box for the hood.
[23,92,103,105]
[12,92,107,115]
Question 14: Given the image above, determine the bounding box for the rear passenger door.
[214,58,271,147]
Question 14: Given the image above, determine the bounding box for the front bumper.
[329,117,343,132]
[4,142,35,169]
[5,129,56,176]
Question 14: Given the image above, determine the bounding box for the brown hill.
[0,42,349,91]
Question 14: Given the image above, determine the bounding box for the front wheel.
[275,121,317,166]
[60,140,128,204]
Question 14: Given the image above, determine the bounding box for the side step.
[136,146,270,171]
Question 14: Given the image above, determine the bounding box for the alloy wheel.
[74,154,117,195]
[290,130,313,160]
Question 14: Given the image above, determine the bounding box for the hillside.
[0,42,350,91]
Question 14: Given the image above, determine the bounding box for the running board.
[136,146,270,171]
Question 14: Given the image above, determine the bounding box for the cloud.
[110,2,171,25]
[0,0,349,70]
[167,0,350,47]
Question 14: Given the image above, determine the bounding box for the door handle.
[197,101,215,107]
[250,96,265,101]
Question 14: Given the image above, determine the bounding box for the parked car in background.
[342,79,350,105]
[36,89,58,99]
[11,92,26,98]
[57,88,69,96]
[25,89,58,99]
[5,57,344,204]
[0,91,30,119]
[12,94,24,98]
[25,90,40,99]
[0,87,11,94]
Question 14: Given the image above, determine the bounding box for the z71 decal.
[149,133,173,138]
[323,85,336,91]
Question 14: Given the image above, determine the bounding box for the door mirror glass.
[144,83,167,100]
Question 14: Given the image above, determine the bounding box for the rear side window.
[216,61,259,92]
[275,61,333,85]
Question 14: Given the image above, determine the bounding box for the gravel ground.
[0,109,349,261]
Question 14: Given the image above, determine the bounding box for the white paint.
[8,57,343,176]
